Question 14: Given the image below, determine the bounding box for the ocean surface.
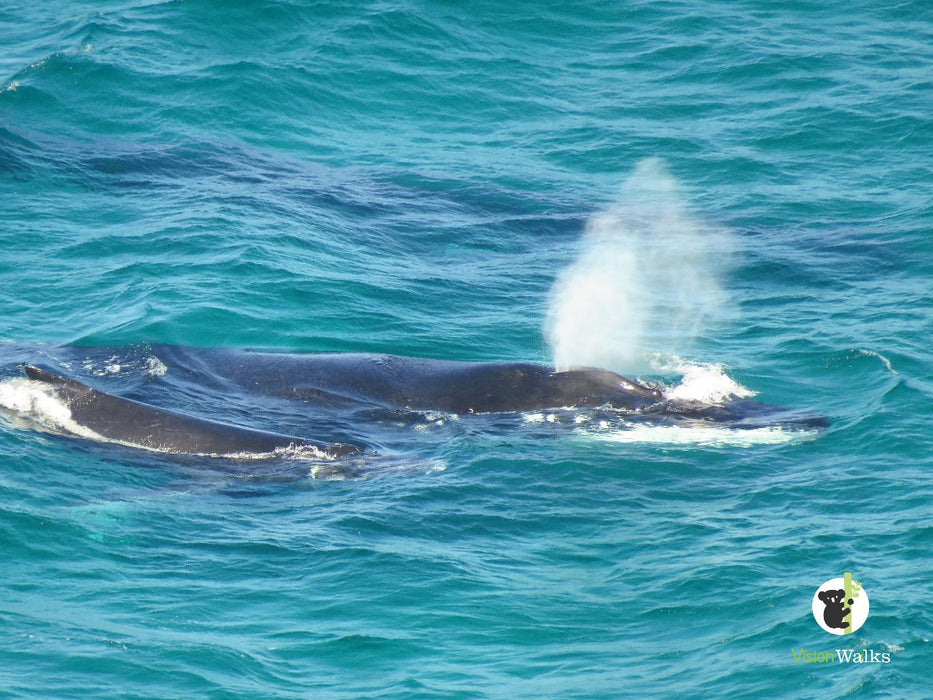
[1,1,931,697]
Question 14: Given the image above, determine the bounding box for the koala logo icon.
[817,589,853,631]
[812,574,869,635]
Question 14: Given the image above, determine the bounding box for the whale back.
[23,365,360,457]
[148,346,663,415]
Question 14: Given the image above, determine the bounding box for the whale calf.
[22,364,360,458]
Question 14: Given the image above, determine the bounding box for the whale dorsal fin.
[25,364,67,384]
[24,364,94,396]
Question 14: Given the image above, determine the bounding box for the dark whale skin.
[24,364,360,458]
[150,346,664,414]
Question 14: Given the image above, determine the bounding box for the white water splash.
[310,455,448,481]
[546,159,735,373]
[145,355,168,377]
[651,354,755,404]
[77,353,168,378]
[523,412,560,424]
[82,356,123,376]
[854,348,896,375]
[581,423,810,447]
[0,378,104,441]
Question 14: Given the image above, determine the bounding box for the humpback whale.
[149,345,664,414]
[22,364,360,458]
[151,346,825,428]
[7,346,823,460]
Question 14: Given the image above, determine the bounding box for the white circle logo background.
[812,576,870,635]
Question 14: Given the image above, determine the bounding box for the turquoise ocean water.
[1,1,931,697]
